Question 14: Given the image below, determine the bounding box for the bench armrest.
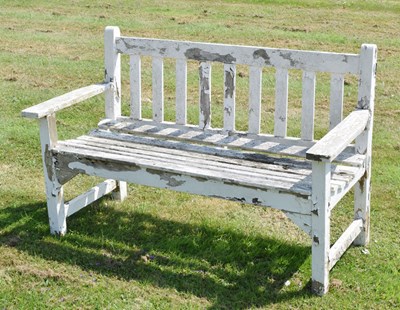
[21,83,112,119]
[306,110,370,162]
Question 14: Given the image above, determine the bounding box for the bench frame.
[22,26,377,296]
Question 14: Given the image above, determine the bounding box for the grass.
[0,0,399,308]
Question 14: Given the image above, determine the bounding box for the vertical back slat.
[248,66,262,134]
[301,71,316,141]
[329,73,344,130]
[274,68,289,137]
[152,57,164,122]
[176,58,187,125]
[199,62,211,129]
[130,55,141,120]
[104,26,121,120]
[223,64,236,131]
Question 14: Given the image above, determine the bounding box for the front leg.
[311,161,331,295]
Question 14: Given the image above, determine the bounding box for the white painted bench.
[22,26,377,295]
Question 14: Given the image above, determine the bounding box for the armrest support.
[306,110,370,162]
[21,83,112,119]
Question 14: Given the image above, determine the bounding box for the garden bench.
[22,26,377,295]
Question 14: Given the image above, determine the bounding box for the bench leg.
[353,171,371,246]
[44,178,67,235]
[40,115,67,235]
[113,181,128,202]
[311,161,331,296]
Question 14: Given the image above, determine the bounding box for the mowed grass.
[0,0,399,308]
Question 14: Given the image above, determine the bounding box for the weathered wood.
[130,54,142,120]
[116,37,360,74]
[354,44,377,246]
[329,74,344,130]
[22,29,377,296]
[306,110,370,162]
[223,64,236,132]
[98,118,365,167]
[152,57,164,122]
[39,115,66,235]
[176,58,187,125]
[311,161,331,295]
[301,71,316,141]
[330,165,366,210]
[199,62,211,129]
[55,137,314,197]
[105,26,121,120]
[57,133,364,209]
[328,219,362,270]
[21,83,111,119]
[248,66,262,134]
[66,179,117,216]
[54,148,312,215]
[284,212,312,236]
[274,68,289,138]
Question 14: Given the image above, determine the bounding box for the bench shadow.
[0,200,312,308]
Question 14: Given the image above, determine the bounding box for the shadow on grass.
[0,200,312,308]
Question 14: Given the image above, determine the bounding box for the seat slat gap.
[176,58,187,125]
[329,73,344,130]
[248,66,262,134]
[152,57,164,122]
[274,68,289,137]
[223,64,236,132]
[301,71,316,141]
[130,55,142,120]
[199,62,211,129]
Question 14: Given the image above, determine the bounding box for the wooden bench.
[22,26,377,295]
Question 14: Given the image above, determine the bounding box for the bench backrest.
[104,26,376,142]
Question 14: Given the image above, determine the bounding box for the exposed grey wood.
[98,118,365,167]
[55,138,313,196]
[274,68,289,138]
[54,150,312,215]
[176,58,187,125]
[306,110,370,162]
[329,74,344,130]
[57,134,363,207]
[116,37,360,74]
[199,62,211,129]
[66,179,117,216]
[21,83,111,119]
[301,71,316,141]
[223,64,236,132]
[105,26,121,120]
[354,44,377,246]
[152,57,164,122]
[328,219,362,270]
[248,66,262,134]
[130,54,142,120]
[311,161,331,295]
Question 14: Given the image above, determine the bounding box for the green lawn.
[0,0,399,308]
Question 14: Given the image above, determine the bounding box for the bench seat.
[53,128,365,217]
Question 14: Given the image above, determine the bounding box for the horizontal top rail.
[116,37,360,74]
